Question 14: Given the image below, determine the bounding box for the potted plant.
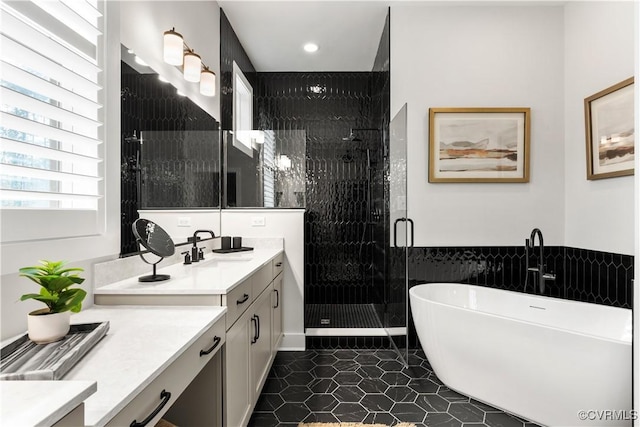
[19,260,87,343]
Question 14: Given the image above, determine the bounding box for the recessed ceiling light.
[303,43,319,53]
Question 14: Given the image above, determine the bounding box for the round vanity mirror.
[132,219,175,282]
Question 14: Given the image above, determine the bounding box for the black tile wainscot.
[406,246,633,348]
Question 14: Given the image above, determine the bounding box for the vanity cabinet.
[106,316,225,427]
[272,273,283,350]
[92,249,285,427]
[223,255,284,427]
[53,404,84,427]
[224,310,253,427]
[250,285,273,399]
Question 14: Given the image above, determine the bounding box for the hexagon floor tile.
[248,349,541,427]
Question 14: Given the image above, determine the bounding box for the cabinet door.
[224,312,252,427]
[272,274,283,350]
[250,285,273,400]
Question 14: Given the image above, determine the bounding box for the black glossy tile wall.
[255,72,384,307]
[221,9,391,319]
[120,62,219,256]
[371,10,391,331]
[220,9,256,131]
[121,62,143,255]
[564,247,633,308]
[405,246,633,348]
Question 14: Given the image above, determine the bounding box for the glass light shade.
[304,43,319,53]
[200,69,216,96]
[183,51,201,82]
[163,29,183,65]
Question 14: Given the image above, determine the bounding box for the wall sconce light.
[183,50,201,82]
[200,67,216,96]
[163,28,184,65]
[162,27,216,96]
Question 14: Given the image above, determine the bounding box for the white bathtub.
[409,283,632,427]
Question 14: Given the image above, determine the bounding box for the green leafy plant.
[19,260,87,314]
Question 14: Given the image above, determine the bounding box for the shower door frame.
[387,103,410,365]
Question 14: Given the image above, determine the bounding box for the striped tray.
[0,322,109,381]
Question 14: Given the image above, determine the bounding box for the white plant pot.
[27,309,70,343]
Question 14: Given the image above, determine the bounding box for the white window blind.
[0,0,103,212]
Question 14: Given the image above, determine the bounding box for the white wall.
[138,210,221,243]
[391,4,566,247]
[221,210,305,350]
[120,1,221,121]
[564,2,635,255]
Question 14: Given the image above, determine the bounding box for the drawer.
[222,277,252,330]
[106,317,225,427]
[273,253,284,278]
[252,262,273,298]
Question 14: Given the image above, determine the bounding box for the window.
[232,61,253,157]
[0,0,104,242]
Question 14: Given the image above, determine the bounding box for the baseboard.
[279,333,306,351]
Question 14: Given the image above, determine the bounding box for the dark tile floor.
[249,349,540,427]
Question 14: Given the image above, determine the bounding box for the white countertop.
[64,305,225,427]
[94,248,282,296]
[1,380,96,427]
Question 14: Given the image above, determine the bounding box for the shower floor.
[306,304,382,328]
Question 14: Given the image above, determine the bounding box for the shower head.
[342,129,363,142]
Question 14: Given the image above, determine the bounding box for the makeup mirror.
[132,218,175,282]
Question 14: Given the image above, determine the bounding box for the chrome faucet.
[191,230,215,262]
[525,228,555,294]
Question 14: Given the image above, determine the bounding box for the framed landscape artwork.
[584,77,634,180]
[429,107,530,183]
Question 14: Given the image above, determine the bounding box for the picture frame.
[584,77,634,180]
[428,107,530,183]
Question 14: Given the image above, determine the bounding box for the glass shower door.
[387,104,410,365]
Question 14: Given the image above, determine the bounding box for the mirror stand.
[136,250,171,282]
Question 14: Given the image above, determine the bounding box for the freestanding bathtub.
[410,283,632,427]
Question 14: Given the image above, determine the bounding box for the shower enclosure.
[305,129,385,334]
[305,103,411,365]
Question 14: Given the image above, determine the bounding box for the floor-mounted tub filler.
[410,283,632,427]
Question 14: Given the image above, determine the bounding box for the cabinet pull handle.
[256,314,260,340]
[129,389,171,427]
[251,316,258,344]
[237,293,249,305]
[199,336,221,357]
[273,289,280,309]
[275,262,283,267]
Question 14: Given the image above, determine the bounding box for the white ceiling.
[218,1,390,72]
